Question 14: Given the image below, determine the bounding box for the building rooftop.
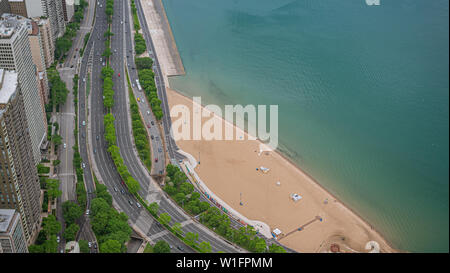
[0,69,18,104]
[0,13,29,38]
[0,209,15,233]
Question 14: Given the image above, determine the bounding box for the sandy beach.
[166,88,396,253]
[140,0,396,253]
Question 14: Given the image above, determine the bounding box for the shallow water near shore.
[163,0,449,252]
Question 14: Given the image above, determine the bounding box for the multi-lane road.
[82,0,194,253]
[79,0,244,253]
[56,0,97,253]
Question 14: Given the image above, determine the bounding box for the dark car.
[121,189,125,194]
[177,246,184,251]
[128,200,133,206]
[96,135,99,140]
[151,121,154,126]
[151,135,154,140]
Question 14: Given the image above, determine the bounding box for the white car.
[86,209,90,215]
[82,120,86,126]
[82,163,86,168]
[63,143,67,149]
[56,236,60,243]
[147,110,150,115]
[88,241,92,248]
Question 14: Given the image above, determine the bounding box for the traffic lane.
[181,223,237,253]
[88,0,192,252]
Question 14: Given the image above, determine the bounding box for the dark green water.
[163,0,449,252]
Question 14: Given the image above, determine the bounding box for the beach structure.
[365,241,380,253]
[291,193,302,202]
[272,228,282,240]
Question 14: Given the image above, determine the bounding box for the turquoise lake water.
[162,0,449,252]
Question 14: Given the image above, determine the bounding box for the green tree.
[199,241,212,253]
[179,182,194,195]
[43,235,58,253]
[63,223,80,241]
[268,243,286,253]
[52,134,63,145]
[174,192,186,205]
[153,240,171,253]
[28,244,44,253]
[126,176,140,194]
[42,215,61,238]
[96,184,113,206]
[46,179,62,199]
[250,237,267,253]
[159,213,171,226]
[172,222,183,237]
[100,239,121,253]
[62,201,83,225]
[148,202,159,216]
[79,240,90,253]
[184,232,198,247]
[135,57,153,70]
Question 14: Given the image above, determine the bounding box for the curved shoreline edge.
[142,0,399,252]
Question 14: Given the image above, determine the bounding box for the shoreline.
[141,0,398,253]
[166,86,397,253]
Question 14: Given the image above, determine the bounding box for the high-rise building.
[0,209,28,253]
[41,0,65,42]
[0,0,11,16]
[0,69,41,243]
[0,16,47,165]
[1,14,49,112]
[36,17,53,68]
[7,0,26,17]
[61,0,74,22]
[7,0,44,18]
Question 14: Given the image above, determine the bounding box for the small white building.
[291,193,302,202]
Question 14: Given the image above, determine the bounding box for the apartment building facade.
[0,0,10,16]
[0,208,28,253]
[0,69,41,243]
[0,17,47,165]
